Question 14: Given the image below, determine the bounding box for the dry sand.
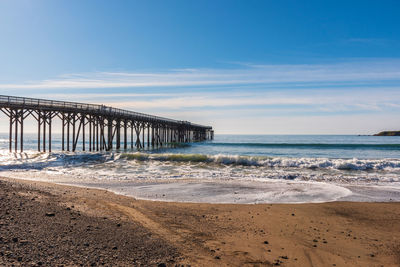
[0,177,399,267]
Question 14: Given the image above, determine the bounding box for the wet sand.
[0,177,399,266]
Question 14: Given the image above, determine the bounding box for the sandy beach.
[0,177,399,266]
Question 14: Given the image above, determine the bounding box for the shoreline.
[1,176,400,266]
[3,172,400,204]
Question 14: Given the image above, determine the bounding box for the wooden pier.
[0,95,213,152]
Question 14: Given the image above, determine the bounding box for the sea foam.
[119,152,400,171]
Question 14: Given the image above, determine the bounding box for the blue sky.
[1,0,400,134]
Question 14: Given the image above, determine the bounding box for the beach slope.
[0,177,399,266]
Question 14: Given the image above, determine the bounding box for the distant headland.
[373,131,400,136]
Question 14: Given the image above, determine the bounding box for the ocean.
[1,134,400,203]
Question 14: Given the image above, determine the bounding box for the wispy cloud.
[91,88,400,114]
[2,59,400,89]
[344,38,394,46]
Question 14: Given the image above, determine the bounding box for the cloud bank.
[2,59,400,89]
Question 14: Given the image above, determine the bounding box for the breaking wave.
[120,152,400,171]
[2,150,400,173]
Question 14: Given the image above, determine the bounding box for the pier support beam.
[89,116,92,152]
[131,122,134,149]
[49,113,52,152]
[107,119,113,151]
[116,120,121,150]
[124,120,127,150]
[147,124,150,148]
[134,122,142,148]
[82,115,85,151]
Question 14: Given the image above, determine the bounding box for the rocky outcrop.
[373,131,400,136]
